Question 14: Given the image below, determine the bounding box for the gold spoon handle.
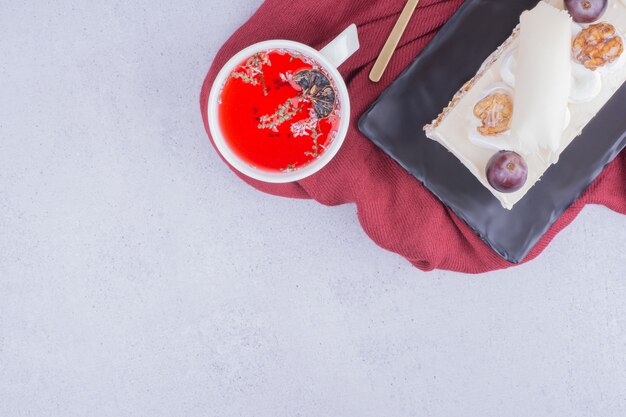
[369,0,421,83]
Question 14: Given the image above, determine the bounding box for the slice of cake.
[424,0,626,209]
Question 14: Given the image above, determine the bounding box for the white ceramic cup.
[207,24,360,183]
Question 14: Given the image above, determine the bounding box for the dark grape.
[565,0,607,23]
[486,151,528,193]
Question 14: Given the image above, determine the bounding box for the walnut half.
[573,23,624,71]
[473,92,514,136]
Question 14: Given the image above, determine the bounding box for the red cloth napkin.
[200,0,626,273]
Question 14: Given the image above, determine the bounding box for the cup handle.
[319,24,360,69]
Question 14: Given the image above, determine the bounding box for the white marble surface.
[1,0,626,416]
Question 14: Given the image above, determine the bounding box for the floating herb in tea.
[230,52,271,96]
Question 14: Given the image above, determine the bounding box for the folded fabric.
[200,0,626,273]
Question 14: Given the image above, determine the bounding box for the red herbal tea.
[217,49,341,173]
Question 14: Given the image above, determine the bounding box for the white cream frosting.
[425,0,626,210]
[510,2,572,164]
